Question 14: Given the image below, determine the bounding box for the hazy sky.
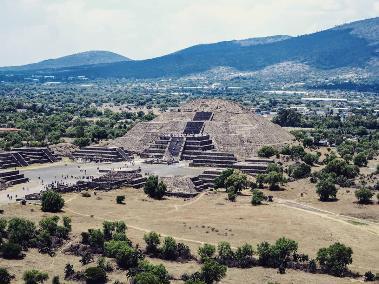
[1,0,378,66]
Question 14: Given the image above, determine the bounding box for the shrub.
[41,191,64,212]
[143,231,161,254]
[353,153,368,167]
[317,242,353,277]
[161,236,177,260]
[52,276,60,284]
[316,178,338,201]
[265,171,284,191]
[198,244,216,262]
[7,217,36,247]
[136,260,170,284]
[214,169,234,189]
[84,267,107,284]
[251,190,265,206]
[288,163,311,179]
[88,229,105,250]
[1,241,22,259]
[116,195,125,204]
[258,146,278,158]
[217,242,234,265]
[22,270,48,284]
[355,188,374,204]
[104,240,143,269]
[0,267,12,284]
[227,189,237,202]
[64,263,75,280]
[235,243,254,268]
[134,272,160,284]
[364,271,376,281]
[200,259,227,284]
[224,171,247,192]
[144,176,166,199]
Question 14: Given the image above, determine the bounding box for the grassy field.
[1,184,378,283]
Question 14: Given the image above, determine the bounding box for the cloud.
[0,0,378,66]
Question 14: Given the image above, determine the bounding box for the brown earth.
[1,184,378,283]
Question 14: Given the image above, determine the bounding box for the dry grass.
[1,184,378,283]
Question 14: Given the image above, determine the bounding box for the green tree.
[143,231,161,254]
[41,191,64,212]
[258,146,278,158]
[200,260,227,284]
[143,176,166,199]
[7,217,36,247]
[22,270,48,284]
[273,108,302,127]
[0,268,12,284]
[265,171,284,191]
[225,171,247,192]
[251,190,265,206]
[84,267,107,284]
[316,178,338,201]
[317,243,353,276]
[1,241,22,259]
[214,168,234,189]
[353,153,368,167]
[161,236,177,260]
[198,244,216,262]
[354,188,374,204]
[116,195,125,204]
[288,163,311,179]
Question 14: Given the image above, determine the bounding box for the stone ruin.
[25,169,146,200]
[0,147,60,169]
[0,170,29,191]
[72,146,133,162]
[111,99,287,176]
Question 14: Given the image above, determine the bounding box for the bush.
[84,267,107,284]
[214,169,234,189]
[265,171,284,191]
[7,218,36,248]
[104,240,143,269]
[161,236,177,260]
[1,241,22,259]
[143,231,161,254]
[88,229,105,250]
[136,260,170,284]
[353,153,368,167]
[317,242,353,277]
[22,270,48,284]
[288,163,311,179]
[251,190,265,206]
[217,242,234,265]
[134,272,160,284]
[200,259,227,284]
[227,189,237,202]
[257,237,298,268]
[144,176,166,199]
[41,191,64,213]
[316,178,338,201]
[116,195,125,204]
[355,188,374,204]
[0,267,12,284]
[235,243,254,268]
[364,271,376,281]
[52,276,60,284]
[224,171,247,192]
[258,146,278,158]
[198,244,216,262]
[81,192,91,197]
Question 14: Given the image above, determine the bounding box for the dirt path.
[275,198,379,236]
[64,195,211,246]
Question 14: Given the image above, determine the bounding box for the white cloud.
[0,0,378,66]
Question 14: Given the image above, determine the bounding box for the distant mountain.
[1,17,378,81]
[0,51,130,71]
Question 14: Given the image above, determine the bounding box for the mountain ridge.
[0,50,130,71]
[1,17,378,81]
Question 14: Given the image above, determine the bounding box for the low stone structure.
[0,170,29,190]
[0,147,59,169]
[72,146,133,162]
